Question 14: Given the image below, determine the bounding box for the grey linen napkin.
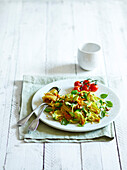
[19,75,114,142]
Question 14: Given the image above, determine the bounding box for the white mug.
[77,43,101,70]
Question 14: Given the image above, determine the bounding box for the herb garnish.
[100,94,108,99]
[106,101,113,107]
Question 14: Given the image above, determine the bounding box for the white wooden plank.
[45,143,81,170]
[82,141,120,170]
[98,0,127,167]
[81,143,102,170]
[44,2,82,170]
[108,76,127,170]
[96,1,127,76]
[45,1,76,75]
[0,2,22,169]
[5,144,43,170]
[100,1,127,169]
[4,81,44,170]
[16,1,47,79]
[73,1,121,170]
[1,2,46,170]
[100,142,120,170]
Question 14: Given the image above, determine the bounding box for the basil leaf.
[44,107,53,112]
[61,118,69,125]
[71,90,78,94]
[106,101,113,107]
[99,99,103,105]
[100,94,108,99]
[101,111,106,118]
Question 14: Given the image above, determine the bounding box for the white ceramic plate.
[32,79,121,132]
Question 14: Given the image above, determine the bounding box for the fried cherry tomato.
[74,81,82,87]
[89,83,98,92]
[82,84,89,91]
[73,86,81,92]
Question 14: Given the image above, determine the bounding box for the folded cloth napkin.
[19,75,114,142]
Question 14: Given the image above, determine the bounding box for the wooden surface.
[0,0,127,169]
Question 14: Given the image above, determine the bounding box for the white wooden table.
[0,0,127,169]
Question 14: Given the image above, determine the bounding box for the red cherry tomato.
[83,80,90,85]
[82,84,89,91]
[73,86,81,92]
[74,81,82,87]
[89,83,98,92]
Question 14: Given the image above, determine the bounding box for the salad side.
[42,79,113,126]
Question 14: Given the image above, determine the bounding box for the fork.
[28,104,48,131]
[17,102,45,126]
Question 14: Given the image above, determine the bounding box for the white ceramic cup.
[77,43,101,70]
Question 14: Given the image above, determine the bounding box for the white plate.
[32,79,121,132]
